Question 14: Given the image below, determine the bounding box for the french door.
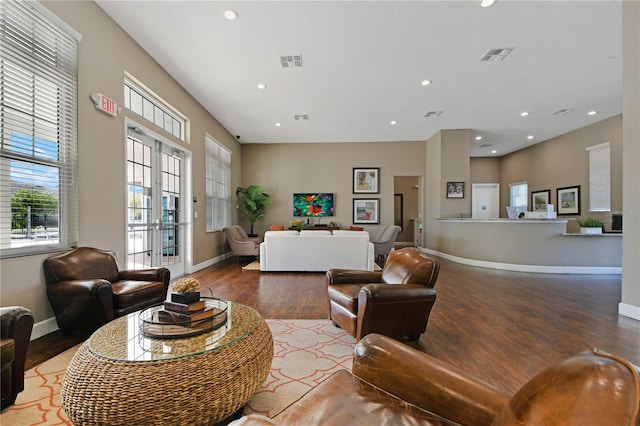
[126,129,185,277]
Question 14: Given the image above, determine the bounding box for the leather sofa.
[1,306,34,410]
[232,333,640,425]
[327,247,439,340]
[259,230,374,272]
[43,247,170,333]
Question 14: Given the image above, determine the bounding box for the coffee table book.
[163,300,205,313]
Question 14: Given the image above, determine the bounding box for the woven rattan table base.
[61,306,273,425]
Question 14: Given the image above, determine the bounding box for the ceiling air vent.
[294,114,309,121]
[424,111,444,118]
[552,108,574,116]
[280,55,303,68]
[480,47,515,62]
[479,143,492,148]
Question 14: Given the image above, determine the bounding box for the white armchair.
[371,225,401,265]
[223,225,262,257]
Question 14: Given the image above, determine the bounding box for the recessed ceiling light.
[257,83,266,90]
[480,0,496,7]
[475,136,482,141]
[224,9,238,20]
[588,110,597,116]
[491,150,497,154]
[527,135,534,140]
[421,80,432,86]
[275,122,282,127]
[390,120,398,125]
[520,111,529,117]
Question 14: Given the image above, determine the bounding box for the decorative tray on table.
[139,297,228,339]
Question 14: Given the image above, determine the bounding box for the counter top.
[438,218,568,224]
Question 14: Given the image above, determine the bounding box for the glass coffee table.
[62,301,273,425]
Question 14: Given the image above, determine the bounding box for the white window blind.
[509,182,528,214]
[586,142,610,212]
[0,1,79,258]
[205,136,231,232]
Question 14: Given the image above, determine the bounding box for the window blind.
[205,136,231,232]
[0,1,79,257]
[586,142,610,212]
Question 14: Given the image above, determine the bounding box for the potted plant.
[170,277,201,304]
[577,217,604,235]
[236,185,272,237]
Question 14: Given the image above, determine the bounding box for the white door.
[126,129,185,277]
[472,183,500,219]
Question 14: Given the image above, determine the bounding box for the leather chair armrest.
[47,280,115,331]
[119,267,171,293]
[0,306,33,395]
[326,269,383,285]
[353,334,508,426]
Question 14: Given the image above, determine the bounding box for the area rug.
[0,319,356,425]
[243,260,382,271]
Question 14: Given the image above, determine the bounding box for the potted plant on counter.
[577,217,604,235]
[236,185,272,237]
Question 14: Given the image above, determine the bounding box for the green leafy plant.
[236,185,272,236]
[576,217,604,228]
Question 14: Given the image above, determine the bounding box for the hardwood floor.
[27,255,639,395]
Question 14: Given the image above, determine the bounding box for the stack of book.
[159,299,220,327]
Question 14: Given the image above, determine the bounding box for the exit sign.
[91,93,119,117]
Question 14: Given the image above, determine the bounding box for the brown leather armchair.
[1,306,34,410]
[234,334,640,426]
[44,247,170,333]
[327,247,439,341]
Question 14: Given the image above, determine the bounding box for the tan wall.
[471,157,501,184]
[500,115,622,232]
[621,0,640,315]
[240,141,425,236]
[0,1,240,327]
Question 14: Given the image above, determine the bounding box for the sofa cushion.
[273,370,457,425]
[327,284,363,314]
[0,339,15,365]
[111,280,165,309]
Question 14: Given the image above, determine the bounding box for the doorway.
[472,183,500,219]
[126,126,187,277]
[393,176,421,247]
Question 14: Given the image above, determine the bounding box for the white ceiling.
[96,0,622,157]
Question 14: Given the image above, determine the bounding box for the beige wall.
[240,141,425,236]
[499,115,622,232]
[471,157,501,184]
[621,0,640,317]
[0,1,240,329]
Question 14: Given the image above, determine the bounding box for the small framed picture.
[446,182,465,198]
[353,198,380,224]
[556,185,581,215]
[531,189,551,211]
[353,167,380,194]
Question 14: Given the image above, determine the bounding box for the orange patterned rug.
[1,319,355,425]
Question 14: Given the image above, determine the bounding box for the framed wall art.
[556,185,581,215]
[531,189,551,211]
[353,167,380,194]
[446,181,464,198]
[353,198,380,224]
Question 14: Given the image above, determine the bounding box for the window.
[586,142,610,212]
[509,182,528,214]
[205,136,231,232]
[0,1,79,258]
[124,78,186,141]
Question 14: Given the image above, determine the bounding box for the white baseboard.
[421,248,622,275]
[619,303,640,321]
[187,252,232,274]
[31,316,59,340]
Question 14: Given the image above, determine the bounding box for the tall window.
[586,142,610,212]
[205,136,231,232]
[509,182,528,214]
[0,1,79,258]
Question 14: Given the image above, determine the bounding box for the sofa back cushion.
[492,349,640,426]
[44,247,120,284]
[381,248,439,287]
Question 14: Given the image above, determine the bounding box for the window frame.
[586,142,611,212]
[509,182,528,214]
[205,135,231,233]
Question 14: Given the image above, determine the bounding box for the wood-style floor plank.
[26,255,639,396]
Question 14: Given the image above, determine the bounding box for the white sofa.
[259,230,374,272]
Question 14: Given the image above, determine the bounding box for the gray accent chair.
[371,225,401,265]
[223,225,262,257]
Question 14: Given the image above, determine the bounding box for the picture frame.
[446,181,465,198]
[353,198,380,224]
[556,185,581,215]
[531,189,551,212]
[353,167,380,194]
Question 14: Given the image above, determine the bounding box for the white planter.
[580,227,602,235]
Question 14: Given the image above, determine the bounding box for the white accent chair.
[223,225,262,257]
[371,225,402,265]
